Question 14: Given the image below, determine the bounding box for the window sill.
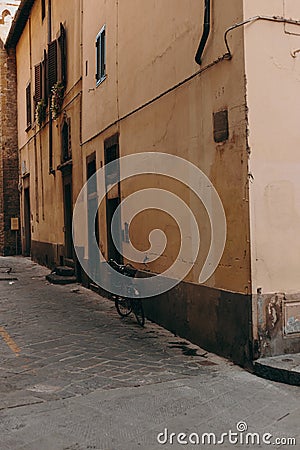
[96,75,107,87]
[57,159,73,176]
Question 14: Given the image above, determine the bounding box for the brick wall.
[0,39,20,255]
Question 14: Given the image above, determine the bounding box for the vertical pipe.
[195,0,211,65]
[48,0,53,172]
[48,0,52,43]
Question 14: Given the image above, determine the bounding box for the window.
[34,62,42,105]
[48,39,58,91]
[61,118,72,162]
[48,24,67,92]
[34,50,48,105]
[26,83,32,130]
[41,0,46,21]
[0,10,11,25]
[42,49,48,100]
[96,25,106,85]
[58,23,67,85]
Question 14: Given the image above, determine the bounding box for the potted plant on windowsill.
[51,82,65,120]
[35,99,47,127]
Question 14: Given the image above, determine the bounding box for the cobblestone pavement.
[0,257,299,450]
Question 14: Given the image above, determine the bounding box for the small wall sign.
[11,218,19,231]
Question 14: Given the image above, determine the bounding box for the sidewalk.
[0,256,299,449]
[254,354,300,386]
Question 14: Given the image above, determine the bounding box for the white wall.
[244,0,300,293]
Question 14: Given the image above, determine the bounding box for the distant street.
[0,256,299,450]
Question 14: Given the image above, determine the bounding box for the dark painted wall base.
[0,238,21,257]
[143,282,253,367]
[31,240,84,283]
[31,240,65,269]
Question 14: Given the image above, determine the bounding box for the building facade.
[0,1,20,256]
[5,0,300,365]
[0,1,20,42]
[6,0,82,264]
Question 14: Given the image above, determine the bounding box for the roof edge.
[5,0,35,49]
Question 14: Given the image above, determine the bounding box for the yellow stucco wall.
[16,0,82,249]
[81,0,251,294]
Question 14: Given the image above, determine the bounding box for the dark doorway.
[106,196,121,262]
[24,187,31,256]
[104,134,122,263]
[87,153,100,278]
[63,176,73,259]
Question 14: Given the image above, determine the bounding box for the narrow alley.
[0,257,299,449]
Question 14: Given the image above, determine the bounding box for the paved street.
[0,256,299,450]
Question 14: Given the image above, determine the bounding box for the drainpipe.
[48,0,54,173]
[48,0,52,43]
[195,0,211,65]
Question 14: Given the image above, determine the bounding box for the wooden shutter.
[43,49,48,100]
[67,117,72,159]
[26,83,32,129]
[100,29,106,78]
[96,37,100,81]
[34,63,42,104]
[59,23,67,85]
[48,39,57,91]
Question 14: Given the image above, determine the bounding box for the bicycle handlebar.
[108,259,137,277]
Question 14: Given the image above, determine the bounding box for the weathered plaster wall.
[16,0,82,261]
[244,0,300,356]
[82,0,251,294]
[0,40,20,255]
[81,0,253,364]
[245,0,300,294]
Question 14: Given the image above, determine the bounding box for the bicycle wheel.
[115,297,132,317]
[133,300,145,327]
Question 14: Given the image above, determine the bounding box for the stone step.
[54,266,75,277]
[46,273,77,285]
[64,258,75,268]
[254,353,300,386]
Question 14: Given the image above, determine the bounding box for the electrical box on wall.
[213,110,229,143]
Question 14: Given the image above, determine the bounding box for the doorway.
[23,187,31,256]
[63,175,73,259]
[104,134,122,264]
[86,153,100,278]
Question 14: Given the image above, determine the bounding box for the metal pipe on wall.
[195,0,211,65]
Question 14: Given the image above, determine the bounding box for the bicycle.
[108,259,145,327]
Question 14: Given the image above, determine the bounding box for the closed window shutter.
[59,23,67,85]
[26,83,32,128]
[68,117,72,159]
[43,49,48,100]
[48,39,58,91]
[34,63,42,104]
[96,37,100,81]
[101,29,106,78]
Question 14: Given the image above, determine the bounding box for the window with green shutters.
[96,25,106,85]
